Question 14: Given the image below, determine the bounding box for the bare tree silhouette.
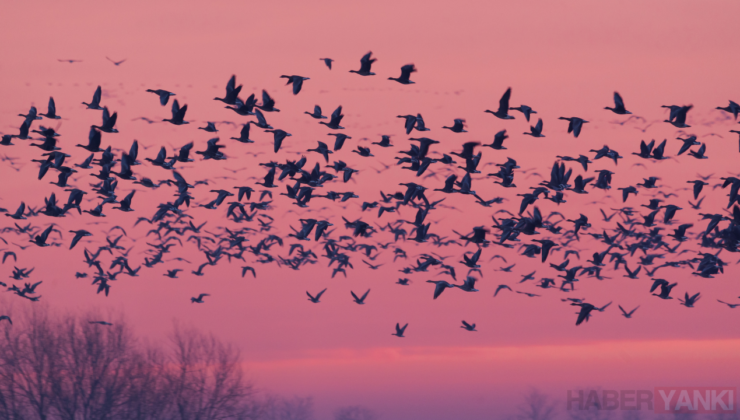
[333,405,379,420]
[0,306,261,420]
[259,395,315,420]
[516,388,558,420]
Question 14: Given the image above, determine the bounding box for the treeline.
[0,306,371,420]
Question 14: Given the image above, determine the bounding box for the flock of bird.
[1,51,740,334]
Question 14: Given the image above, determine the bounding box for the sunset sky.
[1,1,740,419]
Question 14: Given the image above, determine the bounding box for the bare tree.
[258,394,315,420]
[0,305,262,420]
[333,405,379,420]
[48,314,133,420]
[0,305,58,420]
[164,323,257,420]
[568,388,613,420]
[517,388,558,420]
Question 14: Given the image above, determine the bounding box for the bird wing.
[498,88,511,114]
[614,92,625,109]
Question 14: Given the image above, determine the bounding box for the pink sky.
[2,1,740,418]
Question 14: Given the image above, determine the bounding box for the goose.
[617,186,638,202]
[494,284,512,297]
[30,225,55,247]
[214,75,242,105]
[351,289,370,304]
[163,100,188,125]
[164,269,182,278]
[537,278,556,289]
[519,271,536,283]
[618,305,639,318]
[483,130,508,150]
[319,106,344,129]
[717,300,740,309]
[241,266,256,278]
[414,114,430,132]
[92,107,118,133]
[319,58,333,69]
[623,264,641,279]
[190,293,210,303]
[633,139,655,159]
[573,303,595,325]
[280,75,310,95]
[111,155,136,180]
[388,64,416,84]
[485,87,514,119]
[39,97,61,119]
[74,127,102,152]
[665,105,692,128]
[510,104,537,121]
[637,176,659,189]
[679,292,701,308]
[461,320,477,331]
[11,120,31,140]
[327,133,352,151]
[605,92,631,115]
[75,153,95,169]
[454,276,479,292]
[687,180,708,200]
[559,117,589,138]
[82,86,103,109]
[532,239,557,262]
[662,105,683,122]
[69,229,92,250]
[716,100,740,119]
[89,321,112,326]
[255,90,280,112]
[106,57,126,66]
[112,191,135,212]
[660,204,681,223]
[442,119,467,133]
[668,223,692,241]
[305,105,327,119]
[460,248,481,268]
[307,141,333,162]
[650,278,677,299]
[0,316,12,325]
[225,94,257,116]
[230,124,254,143]
[650,139,667,160]
[688,143,707,159]
[568,175,594,194]
[146,89,175,106]
[397,114,417,134]
[251,109,273,129]
[349,51,376,76]
[306,288,326,303]
[352,146,374,157]
[392,322,408,337]
[198,122,218,132]
[426,280,455,299]
[83,203,106,218]
[523,119,545,137]
[256,167,277,188]
[676,136,700,155]
[567,214,591,233]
